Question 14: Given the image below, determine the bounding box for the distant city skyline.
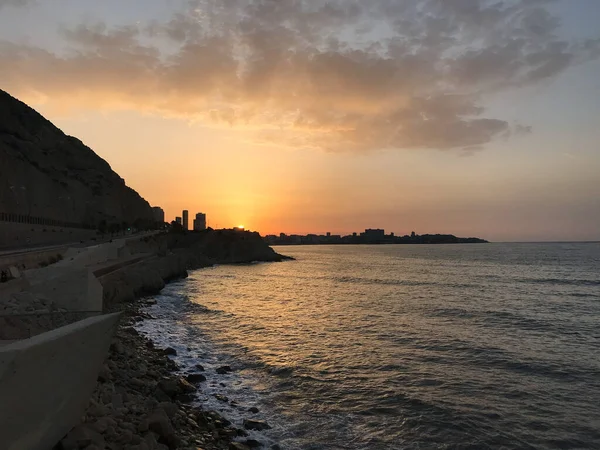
[1,1,599,241]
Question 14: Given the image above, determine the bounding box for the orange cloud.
[0,0,598,152]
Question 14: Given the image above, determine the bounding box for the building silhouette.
[175,217,182,225]
[182,210,189,231]
[193,213,207,231]
[151,206,164,224]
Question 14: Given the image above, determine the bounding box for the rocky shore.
[55,301,274,450]
[56,230,290,450]
[101,229,292,308]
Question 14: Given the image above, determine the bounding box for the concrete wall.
[26,267,103,312]
[0,311,98,340]
[60,239,128,268]
[0,313,121,450]
[0,222,97,249]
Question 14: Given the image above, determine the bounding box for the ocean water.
[136,243,600,449]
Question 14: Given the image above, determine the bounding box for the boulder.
[157,402,179,419]
[243,419,271,431]
[185,373,207,384]
[157,379,180,398]
[230,443,251,450]
[145,408,179,448]
[216,365,232,374]
[8,266,20,279]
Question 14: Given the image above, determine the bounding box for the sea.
[136,243,600,450]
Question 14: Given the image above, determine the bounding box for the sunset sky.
[0,0,599,241]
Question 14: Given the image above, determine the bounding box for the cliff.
[100,229,293,308]
[0,89,153,227]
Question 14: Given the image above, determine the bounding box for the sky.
[0,0,599,241]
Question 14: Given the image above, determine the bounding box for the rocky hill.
[0,89,153,228]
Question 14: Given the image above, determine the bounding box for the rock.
[130,377,149,389]
[117,429,134,444]
[8,266,20,279]
[110,341,125,355]
[230,443,251,450]
[195,364,205,371]
[154,387,172,403]
[60,425,105,450]
[248,407,259,414]
[214,394,229,402]
[157,379,180,398]
[178,377,197,393]
[186,373,207,384]
[163,347,177,356]
[87,402,109,418]
[270,445,282,450]
[145,408,179,448]
[111,393,124,409]
[158,401,179,419]
[216,365,232,374]
[244,439,263,448]
[97,364,111,382]
[176,393,196,403]
[243,419,271,431]
[90,416,117,434]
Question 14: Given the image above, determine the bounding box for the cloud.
[0,0,597,152]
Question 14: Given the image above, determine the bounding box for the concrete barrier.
[26,267,103,312]
[0,313,121,450]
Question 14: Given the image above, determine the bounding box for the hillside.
[0,89,153,228]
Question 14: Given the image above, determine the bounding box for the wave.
[333,275,476,288]
[517,277,600,287]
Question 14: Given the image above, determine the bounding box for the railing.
[0,212,94,230]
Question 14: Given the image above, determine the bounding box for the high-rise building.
[193,212,206,231]
[175,217,182,225]
[151,206,165,224]
[182,210,189,230]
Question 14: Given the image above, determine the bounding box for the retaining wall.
[26,267,103,312]
[0,313,121,450]
[0,222,97,249]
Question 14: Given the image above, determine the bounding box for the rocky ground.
[0,290,90,340]
[54,299,279,450]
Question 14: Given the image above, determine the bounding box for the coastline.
[58,230,289,450]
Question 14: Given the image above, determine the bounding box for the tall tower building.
[182,210,189,231]
[194,212,207,231]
